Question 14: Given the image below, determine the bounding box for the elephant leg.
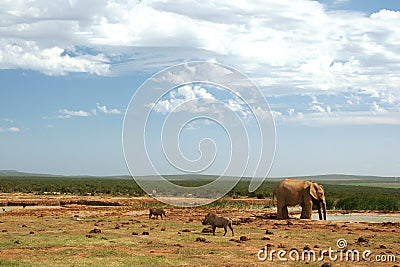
[277,204,284,219]
[283,205,289,219]
[304,199,313,219]
[300,202,307,219]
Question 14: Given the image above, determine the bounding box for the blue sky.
[0,0,400,177]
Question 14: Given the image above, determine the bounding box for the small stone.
[240,236,249,241]
[196,237,206,242]
[89,228,101,234]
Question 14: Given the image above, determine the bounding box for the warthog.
[202,213,234,236]
[149,208,166,219]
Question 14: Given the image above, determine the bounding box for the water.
[312,214,400,222]
[0,205,61,212]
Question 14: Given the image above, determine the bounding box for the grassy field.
[0,195,399,267]
[0,175,399,211]
[340,183,400,189]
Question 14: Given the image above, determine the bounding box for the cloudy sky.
[0,0,399,177]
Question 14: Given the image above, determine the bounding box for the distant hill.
[0,170,398,185]
[0,170,60,177]
[271,174,399,183]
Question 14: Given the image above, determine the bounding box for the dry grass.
[0,194,399,266]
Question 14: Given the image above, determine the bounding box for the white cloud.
[56,103,121,119]
[58,109,91,119]
[150,85,216,114]
[96,103,121,114]
[273,109,400,126]
[371,102,385,113]
[0,42,110,76]
[311,105,326,113]
[0,126,20,132]
[1,0,400,125]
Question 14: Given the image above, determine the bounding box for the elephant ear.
[309,183,319,200]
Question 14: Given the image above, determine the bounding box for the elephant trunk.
[322,201,327,220]
[317,201,327,220]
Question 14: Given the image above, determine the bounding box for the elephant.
[273,178,326,220]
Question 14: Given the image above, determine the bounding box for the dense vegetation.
[0,176,399,211]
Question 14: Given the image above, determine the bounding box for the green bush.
[336,195,399,211]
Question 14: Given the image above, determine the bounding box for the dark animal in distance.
[202,213,234,236]
[149,208,166,219]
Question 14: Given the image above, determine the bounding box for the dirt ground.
[0,194,399,267]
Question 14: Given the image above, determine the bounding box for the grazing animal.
[149,208,166,219]
[202,213,234,236]
[273,178,326,220]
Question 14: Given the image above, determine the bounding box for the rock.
[240,236,249,241]
[357,237,368,243]
[321,262,333,267]
[261,236,270,240]
[265,229,274,235]
[304,245,311,250]
[142,231,149,235]
[89,228,101,234]
[202,227,213,233]
[132,232,138,235]
[181,229,191,232]
[29,231,34,235]
[379,244,387,249]
[196,237,206,242]
[160,228,166,231]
